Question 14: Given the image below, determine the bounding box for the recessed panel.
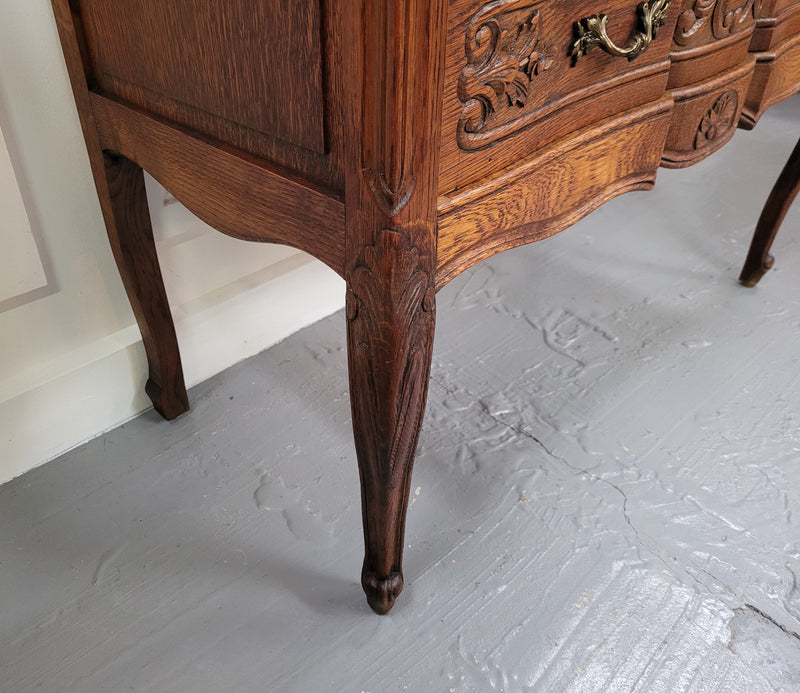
[78,0,326,153]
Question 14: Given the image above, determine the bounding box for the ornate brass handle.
[571,0,670,62]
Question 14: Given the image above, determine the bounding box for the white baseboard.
[0,254,345,485]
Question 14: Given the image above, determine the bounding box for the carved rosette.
[695,90,738,148]
[458,0,555,149]
[674,0,756,47]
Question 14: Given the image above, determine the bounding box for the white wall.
[0,2,345,485]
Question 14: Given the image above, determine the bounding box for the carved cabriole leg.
[343,0,447,613]
[102,152,189,419]
[740,136,800,287]
[346,231,436,614]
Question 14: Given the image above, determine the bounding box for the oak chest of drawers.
[52,0,800,613]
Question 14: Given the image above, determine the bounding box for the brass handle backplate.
[571,0,670,62]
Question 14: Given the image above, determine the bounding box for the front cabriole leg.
[347,230,436,614]
[342,0,447,612]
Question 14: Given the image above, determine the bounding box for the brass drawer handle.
[571,0,670,62]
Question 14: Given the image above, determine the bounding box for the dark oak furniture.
[52,0,799,613]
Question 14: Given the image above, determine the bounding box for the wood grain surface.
[437,100,673,287]
[439,0,680,194]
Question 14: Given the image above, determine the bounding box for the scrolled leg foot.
[362,569,404,615]
[739,253,775,288]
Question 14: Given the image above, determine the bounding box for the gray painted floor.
[3,98,800,693]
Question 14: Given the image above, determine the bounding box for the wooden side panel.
[77,0,326,153]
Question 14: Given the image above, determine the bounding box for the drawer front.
[664,0,758,166]
[743,30,800,124]
[754,0,800,20]
[751,0,800,52]
[672,0,757,53]
[440,0,681,194]
[669,0,757,88]
[741,1,800,126]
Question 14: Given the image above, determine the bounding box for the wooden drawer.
[751,0,800,52]
[663,0,759,166]
[439,0,681,195]
[741,1,800,126]
[663,61,753,166]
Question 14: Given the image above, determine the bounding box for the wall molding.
[0,120,56,313]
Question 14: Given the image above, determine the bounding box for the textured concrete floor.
[3,98,800,692]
